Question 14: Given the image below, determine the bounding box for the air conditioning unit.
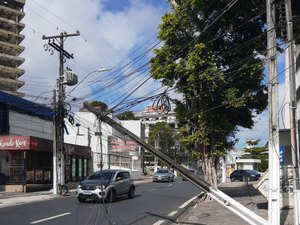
[63,71,78,86]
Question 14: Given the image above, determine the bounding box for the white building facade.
[64,112,144,179]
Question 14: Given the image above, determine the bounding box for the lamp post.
[67,67,112,96]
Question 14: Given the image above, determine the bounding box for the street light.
[67,67,112,96]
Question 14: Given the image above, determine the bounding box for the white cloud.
[19,0,167,109]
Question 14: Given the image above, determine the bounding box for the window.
[78,158,82,180]
[71,157,76,181]
[0,103,9,135]
[83,158,88,178]
[123,172,130,179]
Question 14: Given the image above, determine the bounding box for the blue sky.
[19,0,286,149]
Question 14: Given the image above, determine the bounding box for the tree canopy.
[241,140,268,172]
[148,122,175,161]
[150,0,269,186]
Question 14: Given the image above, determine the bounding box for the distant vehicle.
[230,169,261,182]
[76,169,135,203]
[182,168,195,181]
[153,169,175,182]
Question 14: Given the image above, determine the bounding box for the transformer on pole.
[42,31,79,193]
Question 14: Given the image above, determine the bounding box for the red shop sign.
[0,136,30,150]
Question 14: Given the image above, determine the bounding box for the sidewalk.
[172,181,294,225]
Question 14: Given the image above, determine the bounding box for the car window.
[123,172,130,179]
[88,171,115,180]
[116,172,123,180]
[157,169,168,173]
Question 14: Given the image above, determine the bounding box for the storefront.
[0,136,91,192]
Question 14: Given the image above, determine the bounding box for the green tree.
[150,1,268,186]
[116,111,137,120]
[241,140,268,172]
[148,122,175,164]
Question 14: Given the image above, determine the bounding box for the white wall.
[64,112,113,172]
[118,120,143,138]
[9,111,53,139]
[64,113,143,175]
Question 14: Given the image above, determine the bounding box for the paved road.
[0,178,200,225]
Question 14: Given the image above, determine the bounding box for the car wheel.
[128,187,135,199]
[106,189,115,203]
[230,177,235,182]
[77,196,86,203]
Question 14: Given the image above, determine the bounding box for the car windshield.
[156,169,169,173]
[87,170,115,180]
[244,170,259,174]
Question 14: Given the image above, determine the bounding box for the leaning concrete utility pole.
[266,1,280,224]
[84,102,270,225]
[43,31,80,188]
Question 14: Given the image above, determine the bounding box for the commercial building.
[0,91,91,192]
[0,0,25,97]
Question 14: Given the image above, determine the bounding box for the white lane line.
[167,184,173,187]
[168,211,177,216]
[179,196,198,209]
[148,188,157,192]
[153,220,165,225]
[30,212,71,224]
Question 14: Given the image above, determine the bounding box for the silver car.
[153,169,175,182]
[76,169,135,203]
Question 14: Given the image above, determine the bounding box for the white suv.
[76,169,135,203]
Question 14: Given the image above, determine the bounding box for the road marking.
[153,220,165,225]
[168,211,177,216]
[179,196,198,209]
[167,184,173,187]
[148,188,157,192]
[30,212,71,224]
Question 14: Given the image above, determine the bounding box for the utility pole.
[52,89,58,194]
[154,133,159,172]
[285,0,300,223]
[266,1,280,224]
[43,31,80,188]
[99,120,103,172]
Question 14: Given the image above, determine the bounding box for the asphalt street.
[0,179,295,225]
[0,178,200,225]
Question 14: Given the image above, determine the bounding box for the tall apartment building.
[0,0,25,97]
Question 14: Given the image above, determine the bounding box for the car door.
[122,171,131,193]
[114,171,127,195]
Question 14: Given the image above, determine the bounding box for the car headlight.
[250,174,255,177]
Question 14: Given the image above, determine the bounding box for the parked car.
[153,169,175,182]
[182,168,195,181]
[76,169,135,203]
[230,169,261,182]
